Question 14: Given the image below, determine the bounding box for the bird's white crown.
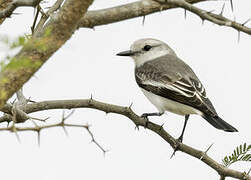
[130,38,176,67]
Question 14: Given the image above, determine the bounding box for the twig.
[0,112,106,152]
[0,0,41,18]
[86,124,107,155]
[31,5,41,34]
[10,90,49,123]
[153,0,251,35]
[60,110,75,136]
[78,0,251,36]
[34,0,64,33]
[78,0,203,28]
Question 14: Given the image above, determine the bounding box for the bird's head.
[116,38,176,67]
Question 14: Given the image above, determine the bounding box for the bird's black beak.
[116,50,135,56]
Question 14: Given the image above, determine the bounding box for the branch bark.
[0,0,93,108]
[78,0,204,28]
[78,0,251,36]
[0,0,41,21]
[0,0,13,24]
[34,0,65,33]
[154,0,251,35]
[0,98,250,180]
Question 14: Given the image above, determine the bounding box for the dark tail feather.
[202,114,238,132]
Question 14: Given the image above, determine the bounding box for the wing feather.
[135,59,217,116]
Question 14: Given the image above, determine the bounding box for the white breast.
[141,88,202,116]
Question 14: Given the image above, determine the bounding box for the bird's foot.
[177,134,183,143]
[140,112,163,128]
[170,137,183,158]
[140,113,149,128]
[134,124,140,131]
[141,113,150,118]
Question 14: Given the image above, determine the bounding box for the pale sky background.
[0,0,250,180]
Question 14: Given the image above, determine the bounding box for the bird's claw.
[134,124,140,131]
[170,138,183,158]
[177,135,183,143]
[141,113,149,118]
[140,113,149,128]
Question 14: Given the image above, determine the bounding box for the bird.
[116,38,238,143]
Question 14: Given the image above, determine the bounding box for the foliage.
[0,34,28,69]
[0,35,27,48]
[222,143,251,167]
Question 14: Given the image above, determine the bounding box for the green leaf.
[248,145,251,151]
[10,36,27,49]
[0,34,28,71]
[244,143,247,152]
[222,143,251,167]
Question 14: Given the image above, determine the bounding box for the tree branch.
[0,98,250,179]
[1,109,106,152]
[0,0,41,19]
[0,0,13,24]
[78,0,205,28]
[154,0,251,35]
[34,0,65,33]
[78,0,251,36]
[0,0,94,108]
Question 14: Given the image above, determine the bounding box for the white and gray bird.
[117,38,237,142]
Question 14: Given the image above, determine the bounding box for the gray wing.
[135,54,217,117]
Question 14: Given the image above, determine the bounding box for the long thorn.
[247,168,251,175]
[62,126,69,137]
[15,131,21,143]
[242,18,251,26]
[220,3,225,16]
[237,31,240,43]
[200,143,214,160]
[31,5,40,34]
[230,0,234,12]
[142,15,146,26]
[205,143,214,154]
[37,131,40,147]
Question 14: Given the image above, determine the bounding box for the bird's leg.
[178,114,189,142]
[141,112,164,128]
[171,115,189,158]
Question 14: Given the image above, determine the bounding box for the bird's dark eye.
[143,45,152,51]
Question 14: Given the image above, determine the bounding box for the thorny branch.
[34,0,65,33]
[1,91,106,152]
[78,0,251,36]
[0,98,250,180]
[153,0,251,35]
[0,0,41,18]
[78,0,204,28]
[2,0,250,37]
[6,89,48,123]
[1,108,106,152]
